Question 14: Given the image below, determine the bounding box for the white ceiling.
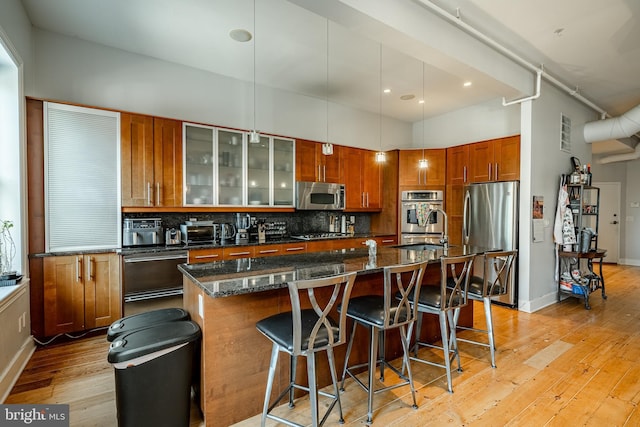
[19,0,640,153]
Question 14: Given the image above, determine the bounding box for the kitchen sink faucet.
[428,207,449,249]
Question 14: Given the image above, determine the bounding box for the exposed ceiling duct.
[584,104,640,163]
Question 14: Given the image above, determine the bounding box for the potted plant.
[0,219,17,279]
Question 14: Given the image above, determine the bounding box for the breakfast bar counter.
[179,245,491,426]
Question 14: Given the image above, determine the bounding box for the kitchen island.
[179,244,491,426]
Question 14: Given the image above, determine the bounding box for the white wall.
[31,29,412,151]
[591,155,640,265]
[411,98,521,148]
[524,81,599,311]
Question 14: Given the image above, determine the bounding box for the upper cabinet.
[398,149,446,187]
[342,147,381,211]
[468,135,520,183]
[121,113,182,207]
[295,139,342,183]
[183,123,294,207]
[446,144,469,185]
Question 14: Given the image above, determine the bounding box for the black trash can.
[107,308,190,342]
[108,321,201,427]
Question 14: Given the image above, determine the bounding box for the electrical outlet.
[631,202,640,208]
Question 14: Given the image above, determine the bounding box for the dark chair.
[340,261,428,424]
[255,271,357,427]
[452,250,517,368]
[408,254,474,393]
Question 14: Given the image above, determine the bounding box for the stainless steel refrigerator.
[463,181,519,307]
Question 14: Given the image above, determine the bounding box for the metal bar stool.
[453,250,517,368]
[339,261,427,424]
[255,271,357,427]
[408,254,474,393]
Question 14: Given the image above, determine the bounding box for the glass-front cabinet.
[184,124,215,205]
[273,137,295,206]
[183,123,294,207]
[217,129,245,206]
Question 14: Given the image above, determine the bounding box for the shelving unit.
[567,184,600,249]
[558,184,607,309]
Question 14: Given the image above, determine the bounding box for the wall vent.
[561,113,571,152]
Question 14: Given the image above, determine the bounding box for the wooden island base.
[183,263,473,426]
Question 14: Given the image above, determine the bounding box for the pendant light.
[322,18,333,156]
[250,0,260,143]
[418,61,428,168]
[376,44,386,163]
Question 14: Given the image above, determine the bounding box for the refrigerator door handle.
[462,189,471,245]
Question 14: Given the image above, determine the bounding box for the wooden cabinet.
[468,135,520,183]
[446,145,469,185]
[188,247,224,264]
[342,147,382,211]
[295,139,342,183]
[43,253,120,336]
[121,113,183,207]
[398,149,446,187]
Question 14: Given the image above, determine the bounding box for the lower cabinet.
[43,253,121,336]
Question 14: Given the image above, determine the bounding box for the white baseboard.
[619,258,640,266]
[0,337,36,402]
[519,291,558,313]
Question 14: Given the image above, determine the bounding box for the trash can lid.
[108,321,201,364]
[107,308,190,342]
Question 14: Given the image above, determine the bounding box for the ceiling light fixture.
[463,81,472,87]
[376,44,386,163]
[250,0,260,143]
[383,88,391,94]
[419,62,428,169]
[400,94,415,101]
[229,29,252,43]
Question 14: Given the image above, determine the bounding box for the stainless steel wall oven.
[400,190,444,244]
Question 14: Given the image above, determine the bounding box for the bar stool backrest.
[482,250,518,297]
[288,272,357,357]
[440,254,475,311]
[383,261,428,329]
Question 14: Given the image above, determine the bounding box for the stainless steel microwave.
[296,181,345,210]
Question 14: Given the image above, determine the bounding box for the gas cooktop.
[291,232,350,240]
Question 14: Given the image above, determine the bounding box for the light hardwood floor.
[6,264,640,426]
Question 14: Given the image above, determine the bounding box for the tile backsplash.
[123,211,371,236]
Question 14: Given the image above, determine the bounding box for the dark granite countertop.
[29,233,396,257]
[178,244,495,298]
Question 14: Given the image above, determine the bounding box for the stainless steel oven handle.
[124,253,188,263]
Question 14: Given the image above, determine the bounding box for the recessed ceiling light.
[400,94,415,100]
[418,99,425,104]
[463,81,472,87]
[229,29,253,42]
[383,88,391,94]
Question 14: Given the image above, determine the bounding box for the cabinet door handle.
[286,246,305,252]
[494,163,499,181]
[76,257,82,282]
[87,256,93,281]
[366,192,369,207]
[147,182,152,206]
[194,254,220,260]
[488,163,492,181]
[228,251,251,256]
[156,182,161,206]
[259,249,279,254]
[323,165,326,182]
[318,164,322,182]
[381,239,395,243]
[361,192,366,208]
[463,166,467,183]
